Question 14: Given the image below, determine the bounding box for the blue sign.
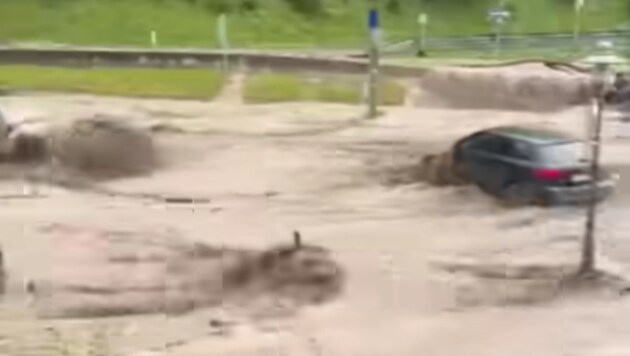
[368,9,379,30]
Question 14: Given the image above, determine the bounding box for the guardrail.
[382,30,630,54]
[0,46,424,77]
[430,32,629,51]
[1,30,619,76]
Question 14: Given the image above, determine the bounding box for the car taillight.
[533,168,570,180]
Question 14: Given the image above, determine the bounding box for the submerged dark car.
[452,126,616,205]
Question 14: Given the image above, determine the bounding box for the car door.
[501,139,536,185]
[461,134,512,194]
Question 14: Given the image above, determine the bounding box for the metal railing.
[381,30,630,54]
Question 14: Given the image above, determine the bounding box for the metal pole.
[222,52,229,73]
[574,0,584,48]
[584,99,596,159]
[493,23,502,57]
[416,13,427,56]
[416,17,422,55]
[368,42,380,118]
[420,20,427,54]
[580,77,605,275]
[367,3,380,119]
[218,13,229,73]
[573,9,581,48]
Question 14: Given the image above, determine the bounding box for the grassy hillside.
[0,0,629,48]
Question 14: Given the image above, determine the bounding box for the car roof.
[483,126,577,145]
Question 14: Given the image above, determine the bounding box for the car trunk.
[533,140,610,187]
[532,163,609,187]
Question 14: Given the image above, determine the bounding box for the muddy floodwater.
[1,89,630,356]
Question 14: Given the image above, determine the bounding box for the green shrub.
[282,0,324,15]
[380,80,406,105]
[243,73,304,102]
[0,66,224,99]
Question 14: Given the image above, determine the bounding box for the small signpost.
[574,0,585,46]
[150,30,158,48]
[417,13,428,55]
[487,6,511,57]
[217,13,229,72]
[367,5,381,119]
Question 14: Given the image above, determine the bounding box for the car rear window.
[537,141,583,165]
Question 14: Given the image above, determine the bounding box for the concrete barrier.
[0,46,425,77]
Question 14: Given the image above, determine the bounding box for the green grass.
[0,65,224,99]
[243,72,406,105]
[0,66,406,105]
[0,0,629,48]
[380,80,407,106]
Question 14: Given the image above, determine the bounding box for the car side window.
[504,141,532,160]
[467,135,531,160]
[468,134,504,153]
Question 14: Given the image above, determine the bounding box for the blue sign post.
[368,9,379,29]
[367,6,380,118]
[368,9,380,41]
